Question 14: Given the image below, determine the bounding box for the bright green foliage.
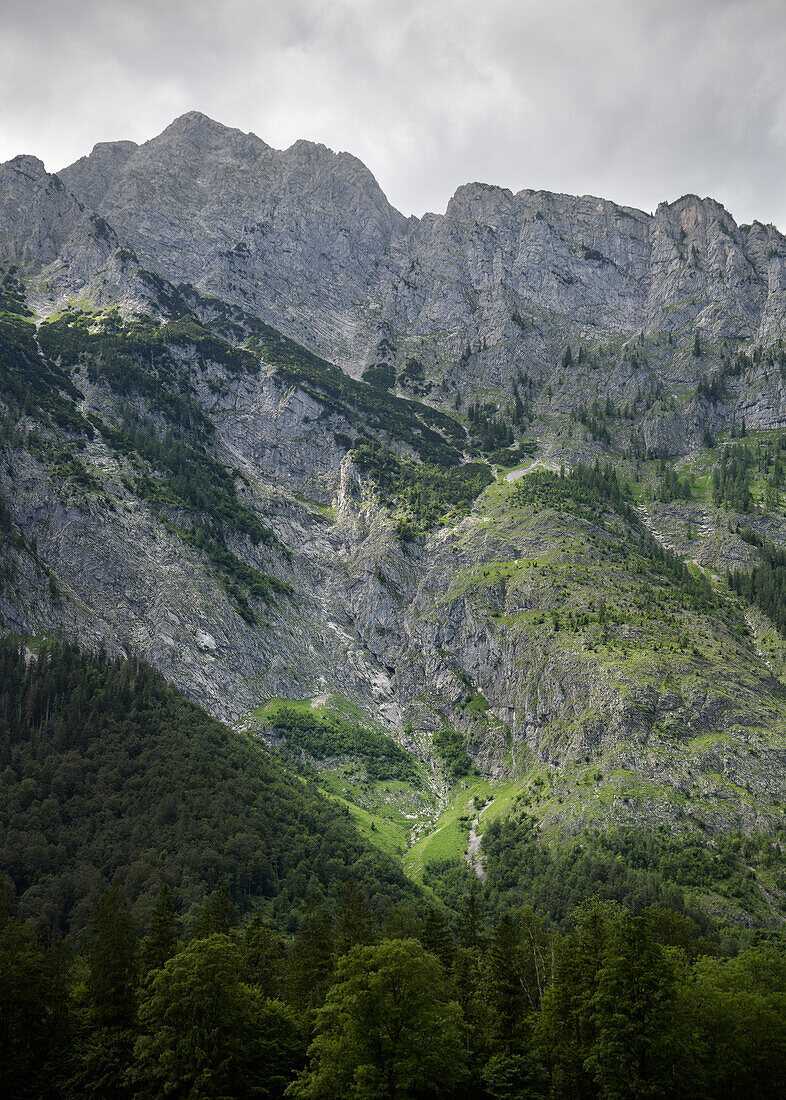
[3,814,786,1098]
[289,939,467,1099]
[263,701,417,782]
[133,934,303,1100]
[513,462,635,520]
[513,463,715,613]
[352,439,493,535]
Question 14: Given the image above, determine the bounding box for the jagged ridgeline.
[4,113,786,943]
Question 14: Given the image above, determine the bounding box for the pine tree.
[420,907,455,969]
[139,884,180,976]
[87,885,138,1029]
[287,896,335,1010]
[192,887,236,940]
[334,880,374,956]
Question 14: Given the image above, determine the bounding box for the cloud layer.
[3,0,786,227]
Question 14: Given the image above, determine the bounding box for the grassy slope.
[241,696,439,860]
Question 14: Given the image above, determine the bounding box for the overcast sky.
[2,0,786,227]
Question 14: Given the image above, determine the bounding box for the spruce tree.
[139,884,180,976]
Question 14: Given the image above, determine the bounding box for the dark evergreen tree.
[139,884,180,976]
[420,907,455,969]
[192,887,236,940]
[334,880,374,956]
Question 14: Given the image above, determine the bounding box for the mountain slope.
[3,115,786,922]
[0,640,419,943]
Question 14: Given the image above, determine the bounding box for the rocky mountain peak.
[446,181,515,221]
[59,139,138,211]
[3,154,49,179]
[0,156,85,268]
[149,110,272,163]
[156,109,269,154]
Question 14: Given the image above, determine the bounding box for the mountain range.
[3,111,786,925]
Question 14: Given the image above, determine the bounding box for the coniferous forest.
[2,642,785,1099]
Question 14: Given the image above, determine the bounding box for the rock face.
[3,112,786,840]
[0,112,782,412]
[58,112,410,359]
[43,114,786,378]
[0,156,85,267]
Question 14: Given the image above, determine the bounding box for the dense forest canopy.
[1,643,785,1098]
[0,641,419,942]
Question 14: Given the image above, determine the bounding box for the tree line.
[3,878,785,1099]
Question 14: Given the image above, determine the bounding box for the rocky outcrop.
[1,113,782,384]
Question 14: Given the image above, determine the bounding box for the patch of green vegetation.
[487,441,537,466]
[654,462,693,503]
[318,772,434,860]
[447,560,526,603]
[38,309,250,437]
[352,439,493,536]
[478,814,784,927]
[730,527,786,637]
[405,776,493,879]
[432,725,472,780]
[471,781,522,831]
[513,463,716,615]
[361,363,395,390]
[513,461,636,521]
[40,305,257,380]
[465,386,532,456]
[0,266,32,317]
[105,412,270,537]
[256,698,419,783]
[0,288,92,437]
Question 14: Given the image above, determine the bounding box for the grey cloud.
[2,0,786,228]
